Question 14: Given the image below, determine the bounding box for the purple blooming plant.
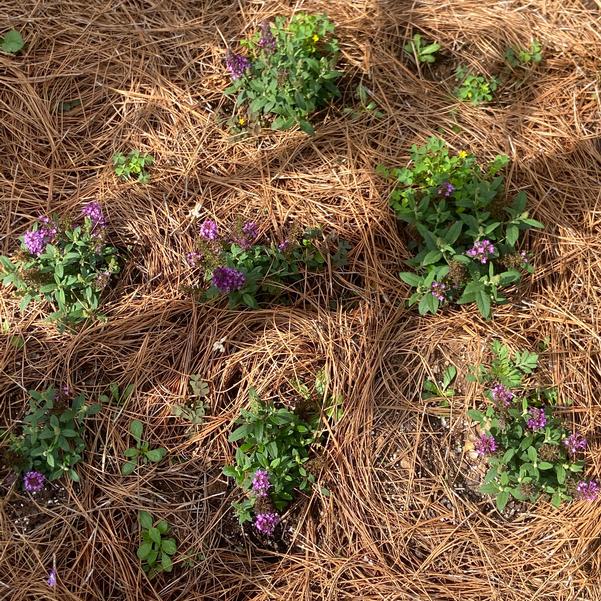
[430,281,447,302]
[576,480,599,501]
[526,406,547,431]
[254,512,280,536]
[474,433,497,457]
[23,470,46,493]
[438,181,455,197]
[226,51,251,81]
[563,433,587,456]
[81,201,106,230]
[47,568,57,587]
[251,469,271,497]
[211,266,246,293]
[466,239,495,264]
[258,21,276,52]
[199,219,219,241]
[490,383,514,407]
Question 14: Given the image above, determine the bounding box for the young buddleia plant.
[112,151,154,183]
[467,342,598,511]
[122,420,166,475]
[137,511,177,578]
[403,34,440,64]
[423,365,457,407]
[454,65,498,104]
[224,13,341,135]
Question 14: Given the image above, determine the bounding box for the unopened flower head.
[467,239,495,264]
[576,479,599,501]
[474,433,497,457]
[490,383,514,407]
[186,251,202,267]
[81,202,106,230]
[211,266,246,293]
[438,182,455,197]
[526,407,547,431]
[252,468,271,497]
[226,51,251,80]
[23,470,45,493]
[258,21,276,52]
[254,511,279,535]
[277,240,289,252]
[563,433,587,456]
[199,219,218,241]
[430,281,447,302]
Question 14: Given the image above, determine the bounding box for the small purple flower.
[490,383,514,407]
[254,512,279,535]
[520,250,529,265]
[211,266,246,293]
[199,219,219,241]
[430,281,447,302]
[81,202,106,230]
[226,51,251,81]
[252,469,271,497]
[186,251,202,267]
[466,239,495,264]
[474,433,497,457]
[242,221,259,240]
[526,407,547,431]
[47,568,57,587]
[576,480,600,501]
[563,433,587,456]
[258,21,276,53]
[23,217,57,257]
[23,470,45,493]
[438,182,455,197]
[277,240,289,252]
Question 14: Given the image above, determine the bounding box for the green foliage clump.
[454,66,498,104]
[377,136,543,318]
[122,420,166,475]
[505,40,542,67]
[0,209,119,329]
[0,29,24,54]
[112,151,154,183]
[137,511,177,578]
[223,372,342,525]
[8,388,100,482]
[225,13,341,134]
[403,34,440,64]
[468,342,588,510]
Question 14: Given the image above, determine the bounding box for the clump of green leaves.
[342,83,385,119]
[223,371,342,525]
[225,13,341,134]
[423,365,456,406]
[171,375,208,428]
[191,220,348,309]
[137,511,177,578]
[8,387,100,482]
[454,66,498,104]
[1,29,24,54]
[112,151,154,183]
[468,342,588,510]
[505,40,542,67]
[0,207,119,329]
[122,420,166,475]
[377,137,543,318]
[403,34,440,64]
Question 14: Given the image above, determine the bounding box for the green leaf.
[505,224,519,246]
[399,272,422,287]
[145,448,166,462]
[161,538,177,555]
[161,553,173,572]
[129,420,144,442]
[122,461,137,475]
[475,290,491,318]
[137,542,153,560]
[496,490,510,511]
[1,30,24,54]
[139,511,153,529]
[422,250,443,266]
[148,527,161,545]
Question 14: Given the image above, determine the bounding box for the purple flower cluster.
[254,511,279,535]
[474,433,497,457]
[431,281,447,302]
[490,383,514,407]
[81,201,106,230]
[563,433,587,456]
[466,239,495,264]
[252,469,271,497]
[438,182,455,197]
[186,251,203,267]
[526,407,547,431]
[226,51,251,80]
[576,480,600,501]
[199,219,219,241]
[277,240,289,252]
[23,217,57,256]
[235,221,259,250]
[258,21,276,52]
[211,266,246,293]
[23,470,45,493]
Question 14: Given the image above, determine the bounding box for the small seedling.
[171,375,208,427]
[423,365,457,405]
[112,151,154,183]
[0,30,24,54]
[137,511,177,578]
[454,66,498,104]
[99,383,134,406]
[505,40,542,67]
[403,34,440,64]
[342,84,385,119]
[58,99,82,113]
[122,420,166,475]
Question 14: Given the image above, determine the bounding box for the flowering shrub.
[8,387,100,483]
[0,203,119,328]
[188,219,348,308]
[223,372,342,533]
[377,137,543,318]
[468,341,597,510]
[224,13,341,134]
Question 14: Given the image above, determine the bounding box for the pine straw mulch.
[1,0,601,599]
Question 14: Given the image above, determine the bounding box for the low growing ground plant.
[122,420,166,475]
[0,29,24,54]
[187,218,348,308]
[112,151,154,183]
[0,202,119,329]
[454,66,498,104]
[505,40,542,67]
[224,13,341,134]
[468,341,598,510]
[403,34,440,64]
[137,511,177,578]
[223,372,342,535]
[377,136,543,318]
[7,387,100,487]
